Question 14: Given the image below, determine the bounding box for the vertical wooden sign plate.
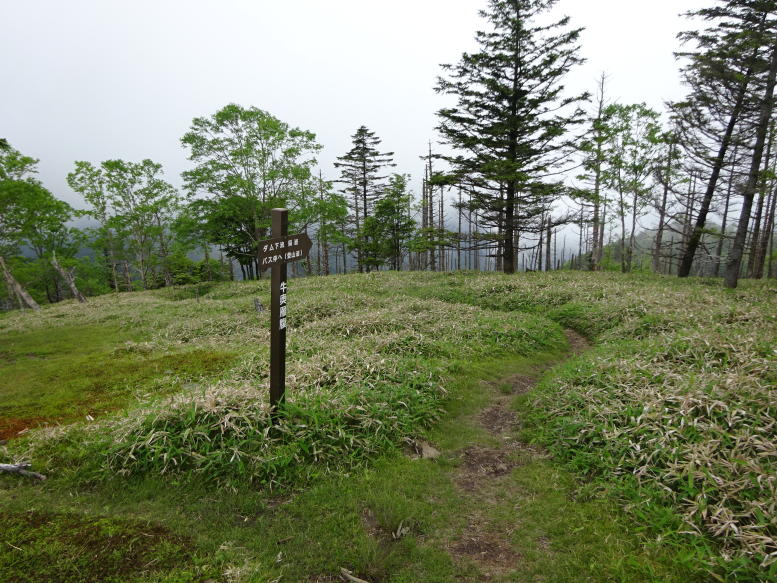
[258,208,311,416]
[269,208,288,410]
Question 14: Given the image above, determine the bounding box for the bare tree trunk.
[497,186,505,273]
[123,261,132,290]
[154,214,173,287]
[439,185,445,271]
[714,144,738,277]
[546,224,552,272]
[678,71,751,277]
[598,197,607,268]
[653,140,675,274]
[617,183,627,273]
[474,211,480,271]
[5,272,23,309]
[537,215,544,271]
[626,190,639,272]
[426,147,436,272]
[726,42,777,288]
[769,210,776,278]
[50,253,87,303]
[747,124,774,277]
[203,245,212,281]
[754,180,776,278]
[457,186,462,270]
[0,256,40,310]
[428,179,436,272]
[590,74,608,271]
[322,236,330,277]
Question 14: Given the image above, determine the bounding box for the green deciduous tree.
[0,141,38,182]
[311,173,348,276]
[181,104,322,278]
[601,103,663,273]
[68,159,180,290]
[1,142,82,308]
[575,74,612,271]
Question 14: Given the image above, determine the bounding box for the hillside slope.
[1,271,774,581]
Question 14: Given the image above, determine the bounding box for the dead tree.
[0,255,40,310]
[51,253,87,303]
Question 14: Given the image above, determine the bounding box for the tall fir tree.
[435,0,587,273]
[334,126,395,272]
[673,0,775,278]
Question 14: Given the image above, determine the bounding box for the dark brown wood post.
[270,208,288,411]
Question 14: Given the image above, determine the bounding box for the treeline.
[2,0,776,309]
[572,0,777,287]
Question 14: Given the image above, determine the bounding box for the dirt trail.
[446,330,591,580]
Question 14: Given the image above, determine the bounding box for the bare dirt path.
[444,330,591,580]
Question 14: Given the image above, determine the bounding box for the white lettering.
[279,317,286,330]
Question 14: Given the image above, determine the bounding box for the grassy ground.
[0,271,774,581]
[0,346,697,583]
[392,271,776,580]
[0,323,236,439]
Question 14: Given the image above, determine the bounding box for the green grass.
[385,270,776,580]
[2,277,564,488]
[0,510,203,583]
[0,348,699,582]
[0,323,237,439]
[0,272,774,582]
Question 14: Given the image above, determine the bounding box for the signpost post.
[259,208,312,414]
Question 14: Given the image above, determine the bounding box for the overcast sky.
[1,0,710,209]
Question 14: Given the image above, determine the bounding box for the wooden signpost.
[258,209,312,413]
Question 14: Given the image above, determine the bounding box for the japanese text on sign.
[279,281,287,330]
[258,234,312,271]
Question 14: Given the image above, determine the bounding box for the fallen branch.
[340,568,371,583]
[0,463,46,480]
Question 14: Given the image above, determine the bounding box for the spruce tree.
[334,126,395,272]
[435,0,587,273]
[674,0,775,278]
[726,38,777,287]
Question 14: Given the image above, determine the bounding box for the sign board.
[259,234,312,271]
[258,210,311,415]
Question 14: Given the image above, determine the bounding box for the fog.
[1,0,709,209]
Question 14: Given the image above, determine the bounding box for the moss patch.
[0,511,198,583]
[0,324,236,438]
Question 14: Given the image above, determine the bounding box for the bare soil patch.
[450,516,521,579]
[361,508,384,539]
[444,329,591,578]
[455,446,517,493]
[479,404,517,435]
[564,329,591,355]
[503,373,536,394]
[0,417,50,441]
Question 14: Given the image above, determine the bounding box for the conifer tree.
[435,0,587,273]
[674,0,774,278]
[726,38,777,287]
[334,126,395,272]
[358,174,416,271]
